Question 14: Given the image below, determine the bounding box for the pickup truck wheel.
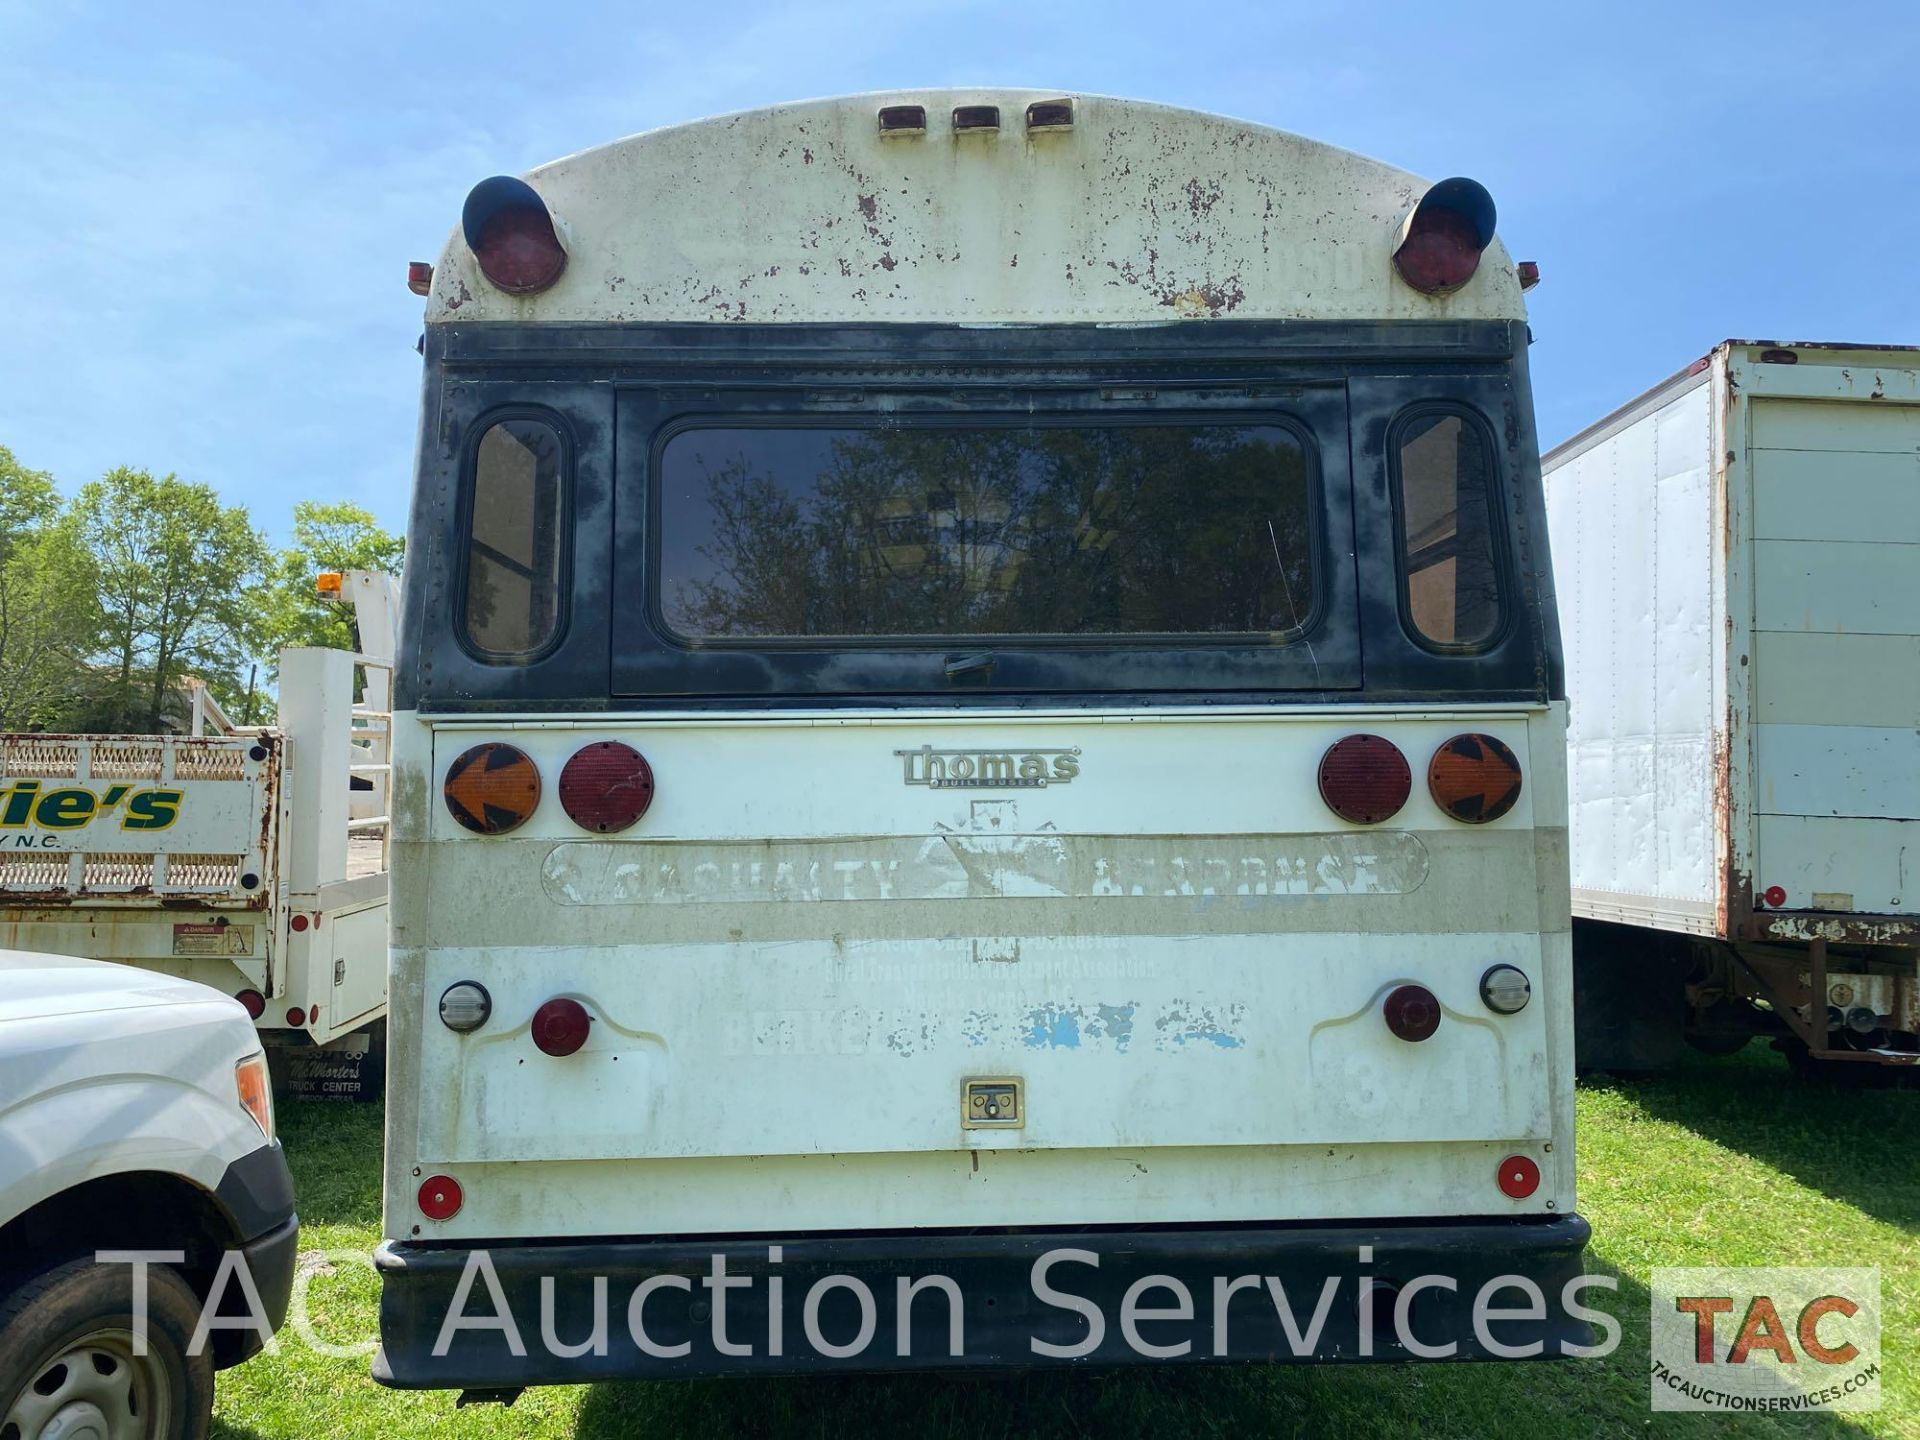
[0,1258,213,1440]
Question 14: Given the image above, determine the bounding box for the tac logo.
[0,780,185,835]
[1650,1266,1880,1413]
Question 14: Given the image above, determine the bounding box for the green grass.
[215,1048,1916,1438]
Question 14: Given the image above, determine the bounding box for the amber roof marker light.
[444,742,542,835]
[1428,733,1524,825]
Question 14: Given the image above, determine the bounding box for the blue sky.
[3,2,1915,541]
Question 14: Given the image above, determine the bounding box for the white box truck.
[0,571,396,1061]
[1543,341,1919,1076]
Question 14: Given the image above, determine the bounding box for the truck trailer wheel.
[0,1256,214,1440]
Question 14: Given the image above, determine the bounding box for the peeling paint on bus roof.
[426,90,1526,327]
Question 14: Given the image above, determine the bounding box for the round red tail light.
[235,989,265,1019]
[1393,177,1496,296]
[1762,885,1787,908]
[1318,735,1412,825]
[559,742,656,833]
[289,913,310,933]
[1428,733,1523,824]
[462,176,567,295]
[532,997,592,1057]
[444,742,542,835]
[1383,984,1442,1042]
[418,1174,464,1221]
[285,1006,306,1028]
[1497,1155,1541,1199]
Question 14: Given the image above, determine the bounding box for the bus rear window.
[657,423,1316,641]
[1394,410,1503,649]
[463,418,565,658]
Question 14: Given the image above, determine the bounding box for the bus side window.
[1392,408,1503,650]
[463,417,566,659]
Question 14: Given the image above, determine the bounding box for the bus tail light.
[444,742,542,835]
[418,1175,463,1221]
[1498,1155,1541,1199]
[559,742,656,833]
[1428,734,1523,824]
[1383,984,1441,1042]
[532,997,592,1056]
[462,176,568,295]
[1392,177,1496,295]
[1317,735,1411,825]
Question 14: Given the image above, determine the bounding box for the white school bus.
[376,91,1593,1386]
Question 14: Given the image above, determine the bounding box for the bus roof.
[426,89,1526,328]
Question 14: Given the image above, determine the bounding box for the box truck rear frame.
[1545,340,1919,1075]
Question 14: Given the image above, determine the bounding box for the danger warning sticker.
[173,922,254,957]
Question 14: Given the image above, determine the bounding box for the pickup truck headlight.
[236,1052,275,1140]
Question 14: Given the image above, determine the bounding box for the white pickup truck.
[0,950,299,1440]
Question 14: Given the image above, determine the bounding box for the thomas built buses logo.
[895,745,1080,790]
[0,779,184,848]
[1650,1267,1881,1413]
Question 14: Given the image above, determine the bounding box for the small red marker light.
[1762,885,1788,908]
[1516,260,1541,291]
[532,997,592,1057]
[1498,1155,1541,1199]
[408,261,434,296]
[1383,984,1442,1042]
[289,913,310,933]
[418,1175,463,1221]
[236,989,265,1019]
[286,1007,306,1028]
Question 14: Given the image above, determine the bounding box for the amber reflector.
[1318,735,1412,825]
[1428,733,1523,824]
[559,742,656,833]
[1383,984,1442,1042]
[444,742,541,834]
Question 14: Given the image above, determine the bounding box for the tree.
[75,468,270,731]
[259,501,404,661]
[0,447,99,730]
